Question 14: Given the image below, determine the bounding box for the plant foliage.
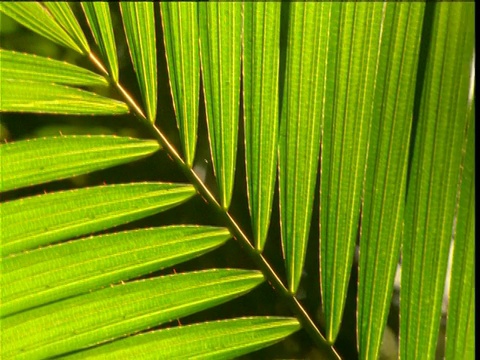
[0,2,475,359]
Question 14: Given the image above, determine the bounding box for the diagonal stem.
[89,52,341,360]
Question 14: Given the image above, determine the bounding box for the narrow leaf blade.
[198,2,242,209]
[1,226,231,316]
[82,2,119,82]
[120,2,157,122]
[2,270,264,360]
[279,3,326,293]
[1,183,196,256]
[401,3,475,359]
[43,2,90,54]
[160,2,200,167]
[445,110,475,360]
[319,3,391,341]
[243,2,281,250]
[356,4,425,359]
[0,135,159,192]
[0,80,129,115]
[0,49,107,87]
[0,2,85,54]
[65,317,300,360]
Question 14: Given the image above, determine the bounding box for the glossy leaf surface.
[160,2,200,167]
[445,110,475,360]
[43,2,90,54]
[120,2,157,122]
[243,2,281,250]
[401,3,475,359]
[66,317,301,360]
[279,3,327,293]
[357,4,425,358]
[0,49,107,87]
[0,2,85,54]
[82,2,119,82]
[1,183,196,256]
[0,135,159,192]
[2,270,264,360]
[0,80,128,115]
[198,2,242,209]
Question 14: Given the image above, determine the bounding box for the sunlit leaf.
[1,226,231,317]
[0,2,85,54]
[43,2,90,54]
[0,135,159,192]
[319,3,387,341]
[198,2,242,209]
[1,183,196,256]
[279,3,328,293]
[120,2,157,122]
[0,80,128,115]
[401,3,475,359]
[1,269,264,360]
[160,2,200,167]
[82,2,119,82]
[0,49,107,87]
[66,317,301,360]
[357,4,425,359]
[445,108,475,360]
[243,2,281,251]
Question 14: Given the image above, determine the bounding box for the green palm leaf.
[2,269,263,360]
[65,317,301,360]
[1,183,195,256]
[0,80,129,115]
[279,2,327,294]
[160,2,200,167]
[198,2,242,209]
[42,2,90,54]
[0,3,85,55]
[2,226,230,316]
[243,2,281,250]
[357,4,425,359]
[401,3,475,359]
[81,2,119,82]
[445,109,475,360]
[0,2,474,359]
[319,2,381,341]
[0,49,107,86]
[0,135,159,192]
[120,2,157,122]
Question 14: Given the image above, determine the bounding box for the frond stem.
[147,124,341,360]
[88,52,340,360]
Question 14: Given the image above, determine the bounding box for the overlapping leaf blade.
[0,80,129,115]
[279,3,329,293]
[319,3,385,341]
[0,2,84,55]
[357,4,425,359]
[243,3,281,251]
[66,317,301,360]
[0,135,159,192]
[82,2,119,82]
[2,269,264,360]
[1,226,231,317]
[1,183,196,256]
[120,2,157,122]
[401,3,475,359]
[445,108,475,359]
[160,2,200,168]
[198,2,242,209]
[0,49,107,87]
[43,2,90,55]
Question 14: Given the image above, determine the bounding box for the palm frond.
[0,2,474,359]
